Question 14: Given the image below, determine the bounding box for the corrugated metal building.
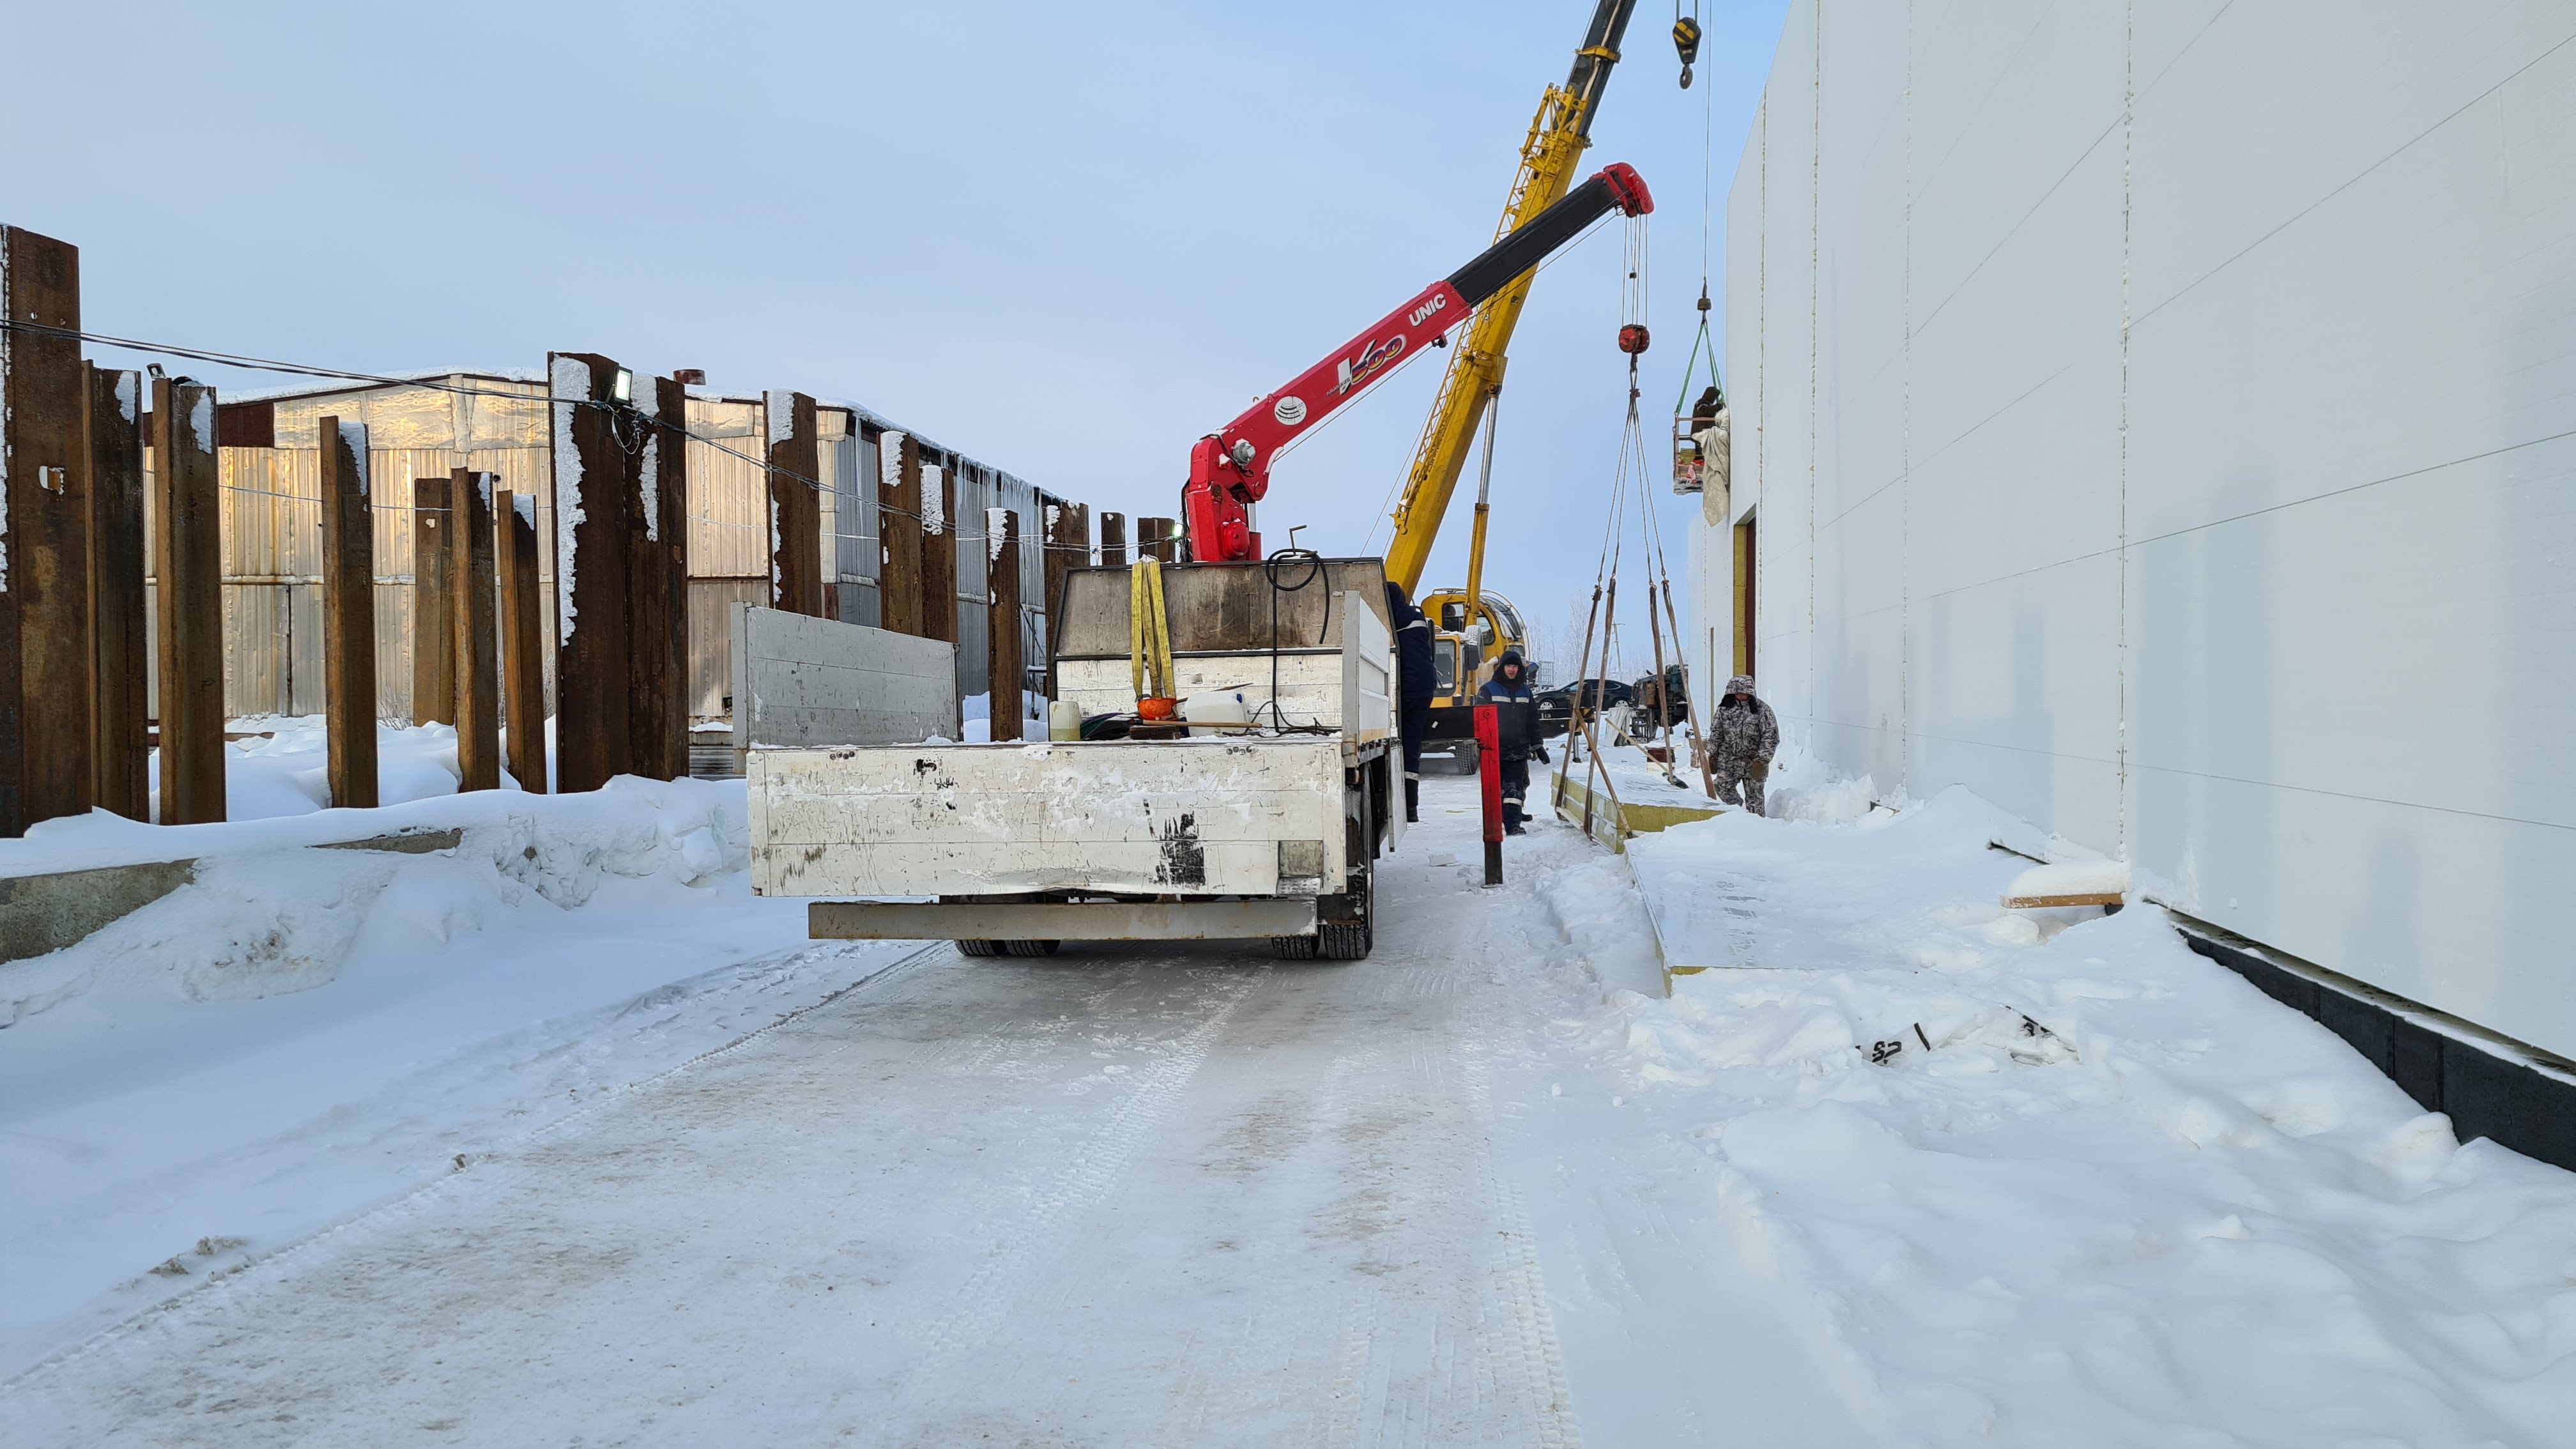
[147,371,1071,727]
[142,371,557,720]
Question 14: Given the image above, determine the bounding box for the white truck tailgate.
[749,739,1346,898]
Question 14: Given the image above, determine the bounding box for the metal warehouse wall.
[139,372,1071,749]
[1698,1,2576,1056]
[143,376,558,722]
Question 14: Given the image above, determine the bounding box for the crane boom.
[1181,164,1652,564]
[1383,0,1638,594]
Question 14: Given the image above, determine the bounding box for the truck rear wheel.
[1317,858,1374,961]
[1004,939,1061,957]
[1270,933,1320,960]
[957,939,1002,957]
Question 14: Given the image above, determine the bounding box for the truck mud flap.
[809,899,1320,942]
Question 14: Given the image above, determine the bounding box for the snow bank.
[181,716,487,824]
[4,772,749,1025]
[1550,785,2576,1446]
[957,691,1047,745]
[0,718,574,879]
[0,773,910,1376]
[1763,740,1887,825]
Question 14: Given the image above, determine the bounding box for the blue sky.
[3,0,1787,675]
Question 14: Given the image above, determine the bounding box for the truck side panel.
[750,740,1346,899]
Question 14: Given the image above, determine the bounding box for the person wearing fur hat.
[1710,673,1778,815]
[1476,648,1545,834]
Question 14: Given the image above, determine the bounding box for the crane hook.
[1673,15,1703,89]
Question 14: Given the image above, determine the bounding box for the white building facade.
[1696,1,2575,1058]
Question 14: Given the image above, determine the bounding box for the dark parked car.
[1538,677,1632,738]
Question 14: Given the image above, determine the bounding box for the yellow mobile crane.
[1383,0,1639,739]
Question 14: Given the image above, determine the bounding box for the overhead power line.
[0,317,1046,528]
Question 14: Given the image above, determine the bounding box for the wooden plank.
[2004,892,2126,910]
[877,433,923,636]
[917,452,956,645]
[151,378,227,824]
[1138,516,1177,563]
[1731,516,1755,678]
[1098,510,1128,567]
[497,489,548,793]
[1,225,89,834]
[549,352,630,793]
[987,507,1022,741]
[450,470,500,792]
[86,367,149,821]
[409,474,454,724]
[765,390,822,618]
[628,376,689,780]
[318,416,379,809]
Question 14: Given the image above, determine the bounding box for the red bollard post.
[1475,703,1503,887]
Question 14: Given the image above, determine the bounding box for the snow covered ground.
[4,758,2571,1445]
[140,716,533,822]
[1599,788,2576,1446]
[0,771,919,1379]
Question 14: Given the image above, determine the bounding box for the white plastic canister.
[1049,699,1082,741]
[1179,691,1251,737]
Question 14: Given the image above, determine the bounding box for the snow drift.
[1544,786,2576,1447]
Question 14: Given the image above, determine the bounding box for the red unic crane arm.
[1182,162,1653,564]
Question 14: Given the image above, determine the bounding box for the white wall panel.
[1706,0,2576,1056]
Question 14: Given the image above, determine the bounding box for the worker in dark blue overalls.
[1384,583,1436,824]
[1477,648,1544,834]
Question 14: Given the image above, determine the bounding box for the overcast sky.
[4,0,1786,677]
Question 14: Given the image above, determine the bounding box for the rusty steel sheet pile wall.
[0,216,1094,836]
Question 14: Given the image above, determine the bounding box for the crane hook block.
[1619,324,1652,356]
[1674,17,1703,88]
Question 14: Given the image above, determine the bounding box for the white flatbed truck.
[747,558,1404,959]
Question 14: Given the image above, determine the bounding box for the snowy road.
[4,785,1872,1447]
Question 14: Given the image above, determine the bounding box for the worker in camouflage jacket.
[1709,673,1778,816]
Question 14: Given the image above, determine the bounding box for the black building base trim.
[2174,917,2576,1174]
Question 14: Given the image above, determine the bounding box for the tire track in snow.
[0,940,940,1402]
[1317,883,1586,1449]
[898,962,1270,1397]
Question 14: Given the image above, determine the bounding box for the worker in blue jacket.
[1476,648,1546,834]
[1385,583,1438,823]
